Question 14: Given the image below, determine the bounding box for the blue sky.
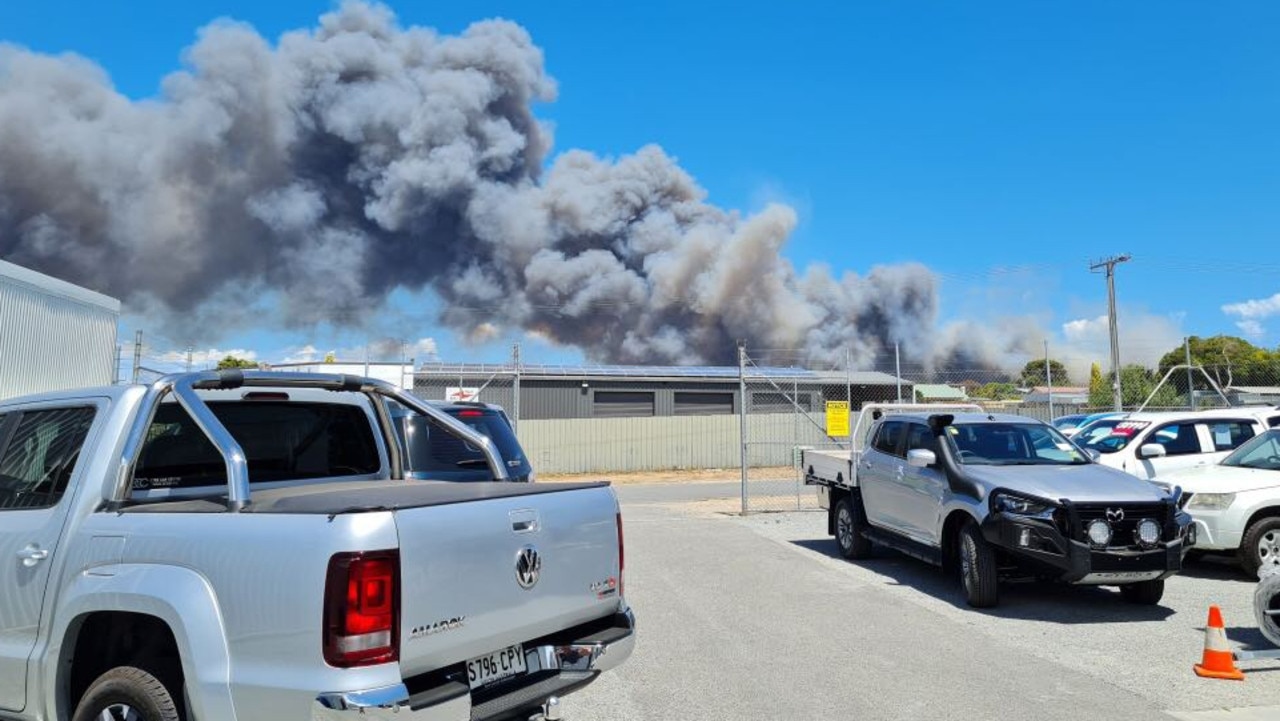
[4,0,1280,372]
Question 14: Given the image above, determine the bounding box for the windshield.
[1076,419,1149,454]
[1222,429,1280,471]
[946,422,1090,465]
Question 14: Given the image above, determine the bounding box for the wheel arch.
[48,564,238,721]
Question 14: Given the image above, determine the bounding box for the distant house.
[1022,386,1089,405]
[913,383,969,402]
[1226,386,1280,406]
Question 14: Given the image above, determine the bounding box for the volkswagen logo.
[515,546,542,590]
[1106,507,1125,523]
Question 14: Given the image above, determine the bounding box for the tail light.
[616,512,625,598]
[323,550,399,668]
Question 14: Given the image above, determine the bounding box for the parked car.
[1051,413,1090,434]
[1061,411,1125,438]
[1072,410,1273,479]
[0,370,633,721]
[806,407,1193,608]
[390,399,534,482]
[1152,427,1280,575]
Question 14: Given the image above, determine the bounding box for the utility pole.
[844,346,852,413]
[185,346,193,373]
[1090,254,1131,411]
[132,330,143,383]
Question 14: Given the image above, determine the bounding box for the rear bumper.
[313,607,636,721]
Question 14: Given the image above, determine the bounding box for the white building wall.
[0,261,120,400]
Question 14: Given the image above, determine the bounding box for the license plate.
[466,644,525,689]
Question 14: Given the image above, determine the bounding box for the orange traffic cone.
[1194,605,1245,680]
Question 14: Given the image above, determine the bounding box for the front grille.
[1072,503,1169,548]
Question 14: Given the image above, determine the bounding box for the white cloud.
[1057,310,1184,380]
[1222,292,1280,320]
[280,344,321,363]
[1237,320,1266,339]
[158,347,258,366]
[465,323,501,344]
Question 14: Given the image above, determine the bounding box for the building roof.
[912,383,968,400]
[415,362,909,386]
[1227,386,1280,395]
[0,259,121,313]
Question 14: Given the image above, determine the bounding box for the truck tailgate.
[393,483,623,678]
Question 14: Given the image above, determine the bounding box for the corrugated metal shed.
[0,260,120,400]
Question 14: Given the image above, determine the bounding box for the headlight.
[1136,518,1161,547]
[993,492,1054,517]
[1087,519,1113,547]
[1186,493,1235,511]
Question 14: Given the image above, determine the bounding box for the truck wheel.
[72,667,180,721]
[834,496,872,560]
[1119,579,1165,605]
[1240,517,1280,578]
[959,521,998,608]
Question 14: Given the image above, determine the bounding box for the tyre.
[1240,517,1280,578]
[958,520,998,608]
[1119,579,1165,605]
[72,667,180,721]
[834,495,872,560]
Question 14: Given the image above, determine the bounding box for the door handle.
[17,546,49,568]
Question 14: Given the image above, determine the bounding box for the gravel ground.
[734,509,1280,714]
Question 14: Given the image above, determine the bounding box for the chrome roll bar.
[110,370,510,510]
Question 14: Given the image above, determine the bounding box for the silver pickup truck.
[0,371,634,721]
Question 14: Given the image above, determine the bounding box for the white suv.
[1153,427,1280,575]
[1073,408,1280,480]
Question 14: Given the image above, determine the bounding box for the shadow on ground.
[790,537,1177,624]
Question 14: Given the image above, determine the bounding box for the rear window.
[132,401,380,494]
[392,405,532,481]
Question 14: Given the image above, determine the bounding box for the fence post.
[512,341,522,434]
[738,340,748,514]
[132,330,142,383]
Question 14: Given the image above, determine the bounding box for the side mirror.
[907,448,937,468]
[1139,443,1167,459]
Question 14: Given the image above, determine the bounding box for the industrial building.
[0,260,120,400]
[411,363,912,420]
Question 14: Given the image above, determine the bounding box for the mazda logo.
[1106,508,1125,523]
[515,546,542,589]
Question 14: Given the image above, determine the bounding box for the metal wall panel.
[0,262,120,401]
[517,412,837,475]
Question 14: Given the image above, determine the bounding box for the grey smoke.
[0,2,1036,368]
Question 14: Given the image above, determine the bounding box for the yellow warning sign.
[826,401,850,437]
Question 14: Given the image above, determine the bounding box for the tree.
[1090,364,1180,409]
[1088,362,1104,401]
[323,351,337,363]
[1156,335,1280,389]
[1019,359,1070,388]
[216,355,258,370]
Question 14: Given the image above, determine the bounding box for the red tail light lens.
[457,409,484,418]
[323,550,399,667]
[616,512,625,598]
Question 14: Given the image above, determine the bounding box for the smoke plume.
[0,2,1035,367]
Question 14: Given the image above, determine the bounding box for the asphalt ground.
[566,482,1280,720]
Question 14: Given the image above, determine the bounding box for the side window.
[0,407,96,510]
[1268,416,1280,429]
[1147,422,1201,456]
[905,423,939,454]
[873,421,906,457]
[1208,421,1256,452]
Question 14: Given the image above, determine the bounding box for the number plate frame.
[466,644,526,689]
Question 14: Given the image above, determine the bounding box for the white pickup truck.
[0,370,634,721]
[802,403,984,492]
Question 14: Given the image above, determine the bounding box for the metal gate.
[737,345,853,513]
